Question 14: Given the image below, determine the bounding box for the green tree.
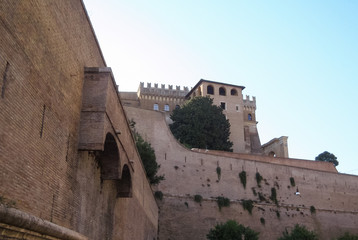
[130,120,164,185]
[278,224,318,240]
[207,220,259,240]
[170,96,233,151]
[315,151,339,166]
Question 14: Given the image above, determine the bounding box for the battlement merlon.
[137,82,190,98]
[243,95,256,109]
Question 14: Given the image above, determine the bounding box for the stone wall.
[0,1,157,239]
[124,106,358,240]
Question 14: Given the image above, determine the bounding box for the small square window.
[220,102,226,110]
[154,104,159,111]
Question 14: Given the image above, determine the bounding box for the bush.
[239,171,247,189]
[194,194,203,203]
[154,191,163,201]
[289,177,295,187]
[310,206,316,214]
[256,172,263,187]
[260,217,265,225]
[242,199,254,215]
[216,166,222,180]
[217,196,230,211]
[207,220,259,240]
[270,188,278,205]
[278,224,318,240]
[337,233,358,240]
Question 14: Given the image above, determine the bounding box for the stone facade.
[120,79,288,157]
[124,106,358,240]
[0,1,157,239]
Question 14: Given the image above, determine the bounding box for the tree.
[278,224,318,240]
[315,151,339,167]
[169,96,233,151]
[207,220,259,240]
[130,120,164,185]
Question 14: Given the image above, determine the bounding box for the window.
[207,85,214,95]
[175,105,180,109]
[219,87,226,96]
[248,114,252,121]
[164,104,170,111]
[154,103,159,111]
[236,105,240,112]
[220,102,226,110]
[231,89,238,96]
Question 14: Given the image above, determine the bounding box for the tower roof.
[186,79,245,98]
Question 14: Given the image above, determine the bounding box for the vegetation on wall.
[289,177,295,187]
[216,166,222,181]
[239,171,247,189]
[260,217,265,225]
[315,151,339,166]
[278,224,318,240]
[206,220,259,240]
[194,194,203,203]
[217,196,230,211]
[130,120,165,185]
[255,172,263,187]
[169,96,233,151]
[270,188,278,205]
[154,191,163,201]
[310,206,316,214]
[242,199,254,215]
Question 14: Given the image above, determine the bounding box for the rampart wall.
[124,106,358,240]
[0,1,157,239]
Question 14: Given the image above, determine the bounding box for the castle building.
[120,79,288,157]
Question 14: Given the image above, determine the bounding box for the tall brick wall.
[0,1,157,239]
[124,106,358,240]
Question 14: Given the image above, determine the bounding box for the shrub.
[270,188,278,205]
[194,194,203,203]
[154,191,163,201]
[310,206,316,214]
[290,177,295,187]
[337,233,358,240]
[207,220,259,240]
[242,199,254,215]
[239,171,247,189]
[252,187,257,196]
[258,192,266,202]
[256,172,263,187]
[184,202,188,208]
[278,224,318,240]
[217,196,230,211]
[216,166,221,181]
[276,210,281,219]
[260,217,265,225]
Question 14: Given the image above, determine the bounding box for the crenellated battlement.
[243,95,256,110]
[138,82,189,98]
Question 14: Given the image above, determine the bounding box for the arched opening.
[207,85,214,95]
[117,164,132,198]
[97,133,120,180]
[231,89,238,96]
[248,114,252,121]
[268,151,276,157]
[219,87,226,96]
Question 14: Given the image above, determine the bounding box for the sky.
[83,0,358,175]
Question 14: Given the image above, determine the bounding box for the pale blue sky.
[83,0,358,175]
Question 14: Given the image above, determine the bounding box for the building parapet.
[138,82,189,98]
[243,95,256,110]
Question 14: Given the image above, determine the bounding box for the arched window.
[153,103,159,111]
[248,114,252,121]
[219,87,226,96]
[164,104,170,111]
[207,85,214,95]
[269,151,276,157]
[231,89,238,96]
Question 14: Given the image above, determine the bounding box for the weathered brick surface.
[0,1,157,239]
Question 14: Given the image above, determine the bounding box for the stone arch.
[231,88,238,96]
[219,87,226,96]
[117,164,132,198]
[97,133,120,180]
[207,85,214,95]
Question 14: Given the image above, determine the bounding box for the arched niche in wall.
[219,87,226,96]
[117,164,132,198]
[97,133,120,180]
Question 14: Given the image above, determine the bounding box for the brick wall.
[0,1,157,239]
